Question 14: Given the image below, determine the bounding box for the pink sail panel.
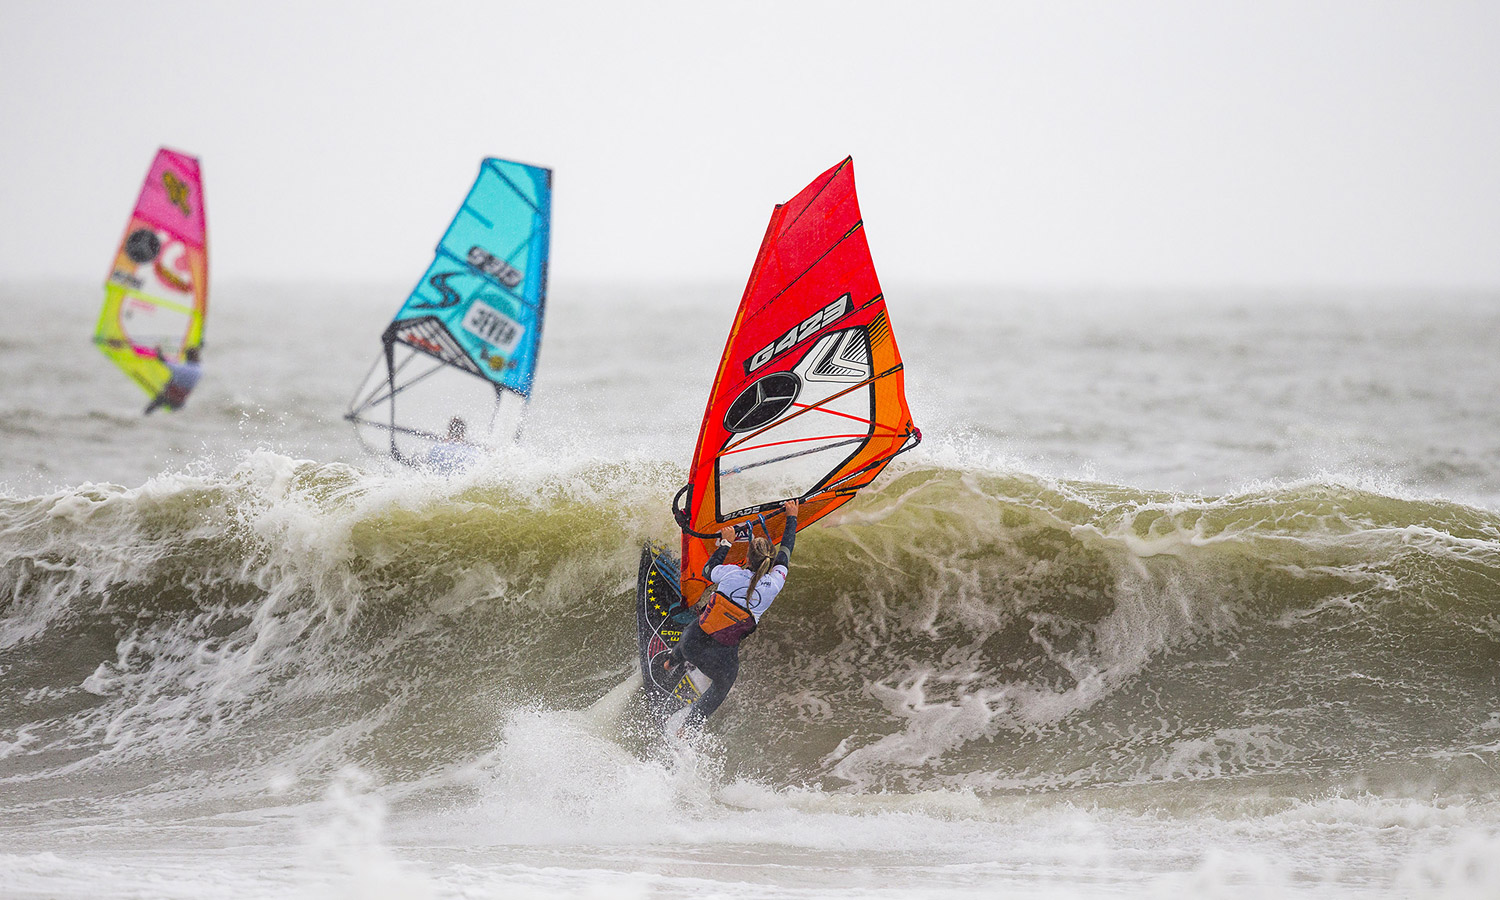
[134,148,205,249]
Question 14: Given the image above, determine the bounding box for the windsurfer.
[425,416,483,473]
[662,499,800,733]
[144,346,203,414]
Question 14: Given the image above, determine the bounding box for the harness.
[697,588,757,646]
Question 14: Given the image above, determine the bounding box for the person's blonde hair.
[745,536,775,602]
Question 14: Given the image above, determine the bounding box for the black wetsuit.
[671,517,796,726]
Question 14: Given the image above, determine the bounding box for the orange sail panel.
[673,158,919,607]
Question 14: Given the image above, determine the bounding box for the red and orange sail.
[674,157,919,606]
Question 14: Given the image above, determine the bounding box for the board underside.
[635,543,711,717]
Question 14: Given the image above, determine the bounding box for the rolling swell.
[1,451,1497,808]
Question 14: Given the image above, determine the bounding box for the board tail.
[636,543,711,718]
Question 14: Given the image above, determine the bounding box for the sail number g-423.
[744,294,851,375]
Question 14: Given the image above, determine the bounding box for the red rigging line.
[720,363,904,452]
[789,404,880,427]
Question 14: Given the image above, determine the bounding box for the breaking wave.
[2,449,1498,809]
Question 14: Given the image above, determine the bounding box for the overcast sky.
[2,0,1497,289]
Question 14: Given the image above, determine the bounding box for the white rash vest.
[707,563,789,622]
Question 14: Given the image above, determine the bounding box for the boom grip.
[673,483,722,539]
[675,484,792,541]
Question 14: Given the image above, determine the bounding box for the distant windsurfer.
[661,499,799,734]
[144,346,202,414]
[424,416,483,473]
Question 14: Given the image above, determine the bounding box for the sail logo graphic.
[124,229,161,264]
[162,171,191,216]
[724,372,801,432]
[413,272,464,309]
[467,246,523,288]
[110,269,144,289]
[745,294,852,375]
[802,329,871,383]
[462,299,525,354]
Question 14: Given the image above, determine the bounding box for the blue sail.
[384,158,552,398]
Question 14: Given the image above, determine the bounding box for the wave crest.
[1,452,1497,796]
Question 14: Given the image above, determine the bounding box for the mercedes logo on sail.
[724,372,801,432]
[124,229,161,264]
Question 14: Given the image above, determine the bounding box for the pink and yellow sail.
[94,148,208,396]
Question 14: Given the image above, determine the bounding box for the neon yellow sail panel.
[94,148,208,396]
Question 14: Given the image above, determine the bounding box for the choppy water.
[2,282,1498,898]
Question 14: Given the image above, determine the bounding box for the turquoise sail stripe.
[389,158,552,398]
